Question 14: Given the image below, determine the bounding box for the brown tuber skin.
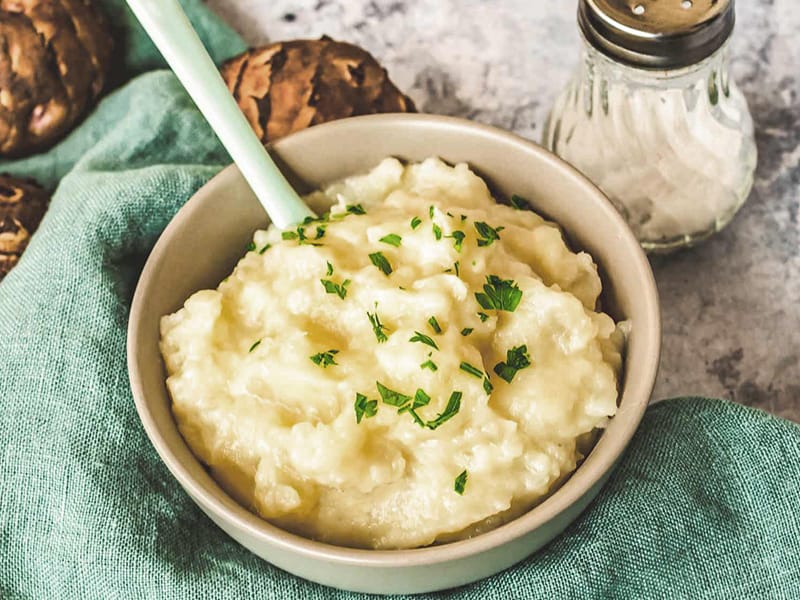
[0,174,49,279]
[221,37,415,144]
[0,0,113,157]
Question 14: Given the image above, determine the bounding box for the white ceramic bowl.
[128,114,661,595]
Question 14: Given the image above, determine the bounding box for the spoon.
[125,0,315,229]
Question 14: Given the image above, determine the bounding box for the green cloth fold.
[1,2,798,598]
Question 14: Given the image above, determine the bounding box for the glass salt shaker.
[544,0,757,252]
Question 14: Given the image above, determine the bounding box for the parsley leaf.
[379,233,402,247]
[399,389,432,427]
[412,388,431,408]
[346,204,366,215]
[493,345,532,383]
[428,316,442,334]
[420,359,438,371]
[427,391,462,430]
[411,216,422,229]
[432,223,443,240]
[447,230,466,252]
[461,328,473,336]
[326,261,334,276]
[248,340,261,353]
[259,244,271,254]
[246,241,256,252]
[510,193,532,210]
[354,393,378,424]
[281,225,324,246]
[454,469,468,495]
[483,376,494,394]
[475,276,523,312]
[459,361,483,379]
[410,331,439,350]
[477,312,490,322]
[474,221,504,247]
[429,205,435,219]
[320,278,351,299]
[453,261,460,276]
[367,309,389,343]
[369,252,393,276]
[310,349,339,368]
[376,382,412,408]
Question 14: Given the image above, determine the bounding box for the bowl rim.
[128,113,661,567]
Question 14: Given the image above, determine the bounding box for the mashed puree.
[160,158,625,550]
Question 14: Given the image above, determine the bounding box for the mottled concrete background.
[207,0,800,421]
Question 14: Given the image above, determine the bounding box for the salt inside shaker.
[544,0,757,252]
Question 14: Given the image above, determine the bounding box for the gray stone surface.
[207,0,800,421]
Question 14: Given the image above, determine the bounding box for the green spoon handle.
[126,0,314,228]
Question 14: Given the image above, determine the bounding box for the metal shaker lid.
[578,0,735,69]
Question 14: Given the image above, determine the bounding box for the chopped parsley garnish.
[411,216,422,230]
[282,224,323,246]
[398,389,431,427]
[246,241,256,252]
[510,193,532,210]
[376,383,461,429]
[493,344,532,383]
[429,205,435,219]
[369,252,393,276]
[477,312,490,322]
[376,382,412,407]
[446,211,454,218]
[346,204,366,215]
[380,233,402,247]
[320,278,351,299]
[310,349,339,368]
[454,470,468,495]
[459,361,484,379]
[420,359,438,371]
[427,392,462,430]
[326,261,334,276]
[413,388,431,408]
[428,316,442,334]
[460,328,474,336]
[259,244,271,254]
[410,331,439,350]
[460,214,468,222]
[367,308,389,343]
[432,223,443,240]
[248,340,261,353]
[475,276,523,312]
[453,261,461,276]
[354,393,378,424]
[447,230,466,252]
[483,377,494,394]
[474,221,505,247]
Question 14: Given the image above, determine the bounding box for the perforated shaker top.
[579,0,735,69]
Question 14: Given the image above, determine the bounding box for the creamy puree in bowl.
[160,158,625,550]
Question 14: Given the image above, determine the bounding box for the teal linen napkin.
[1,2,798,598]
